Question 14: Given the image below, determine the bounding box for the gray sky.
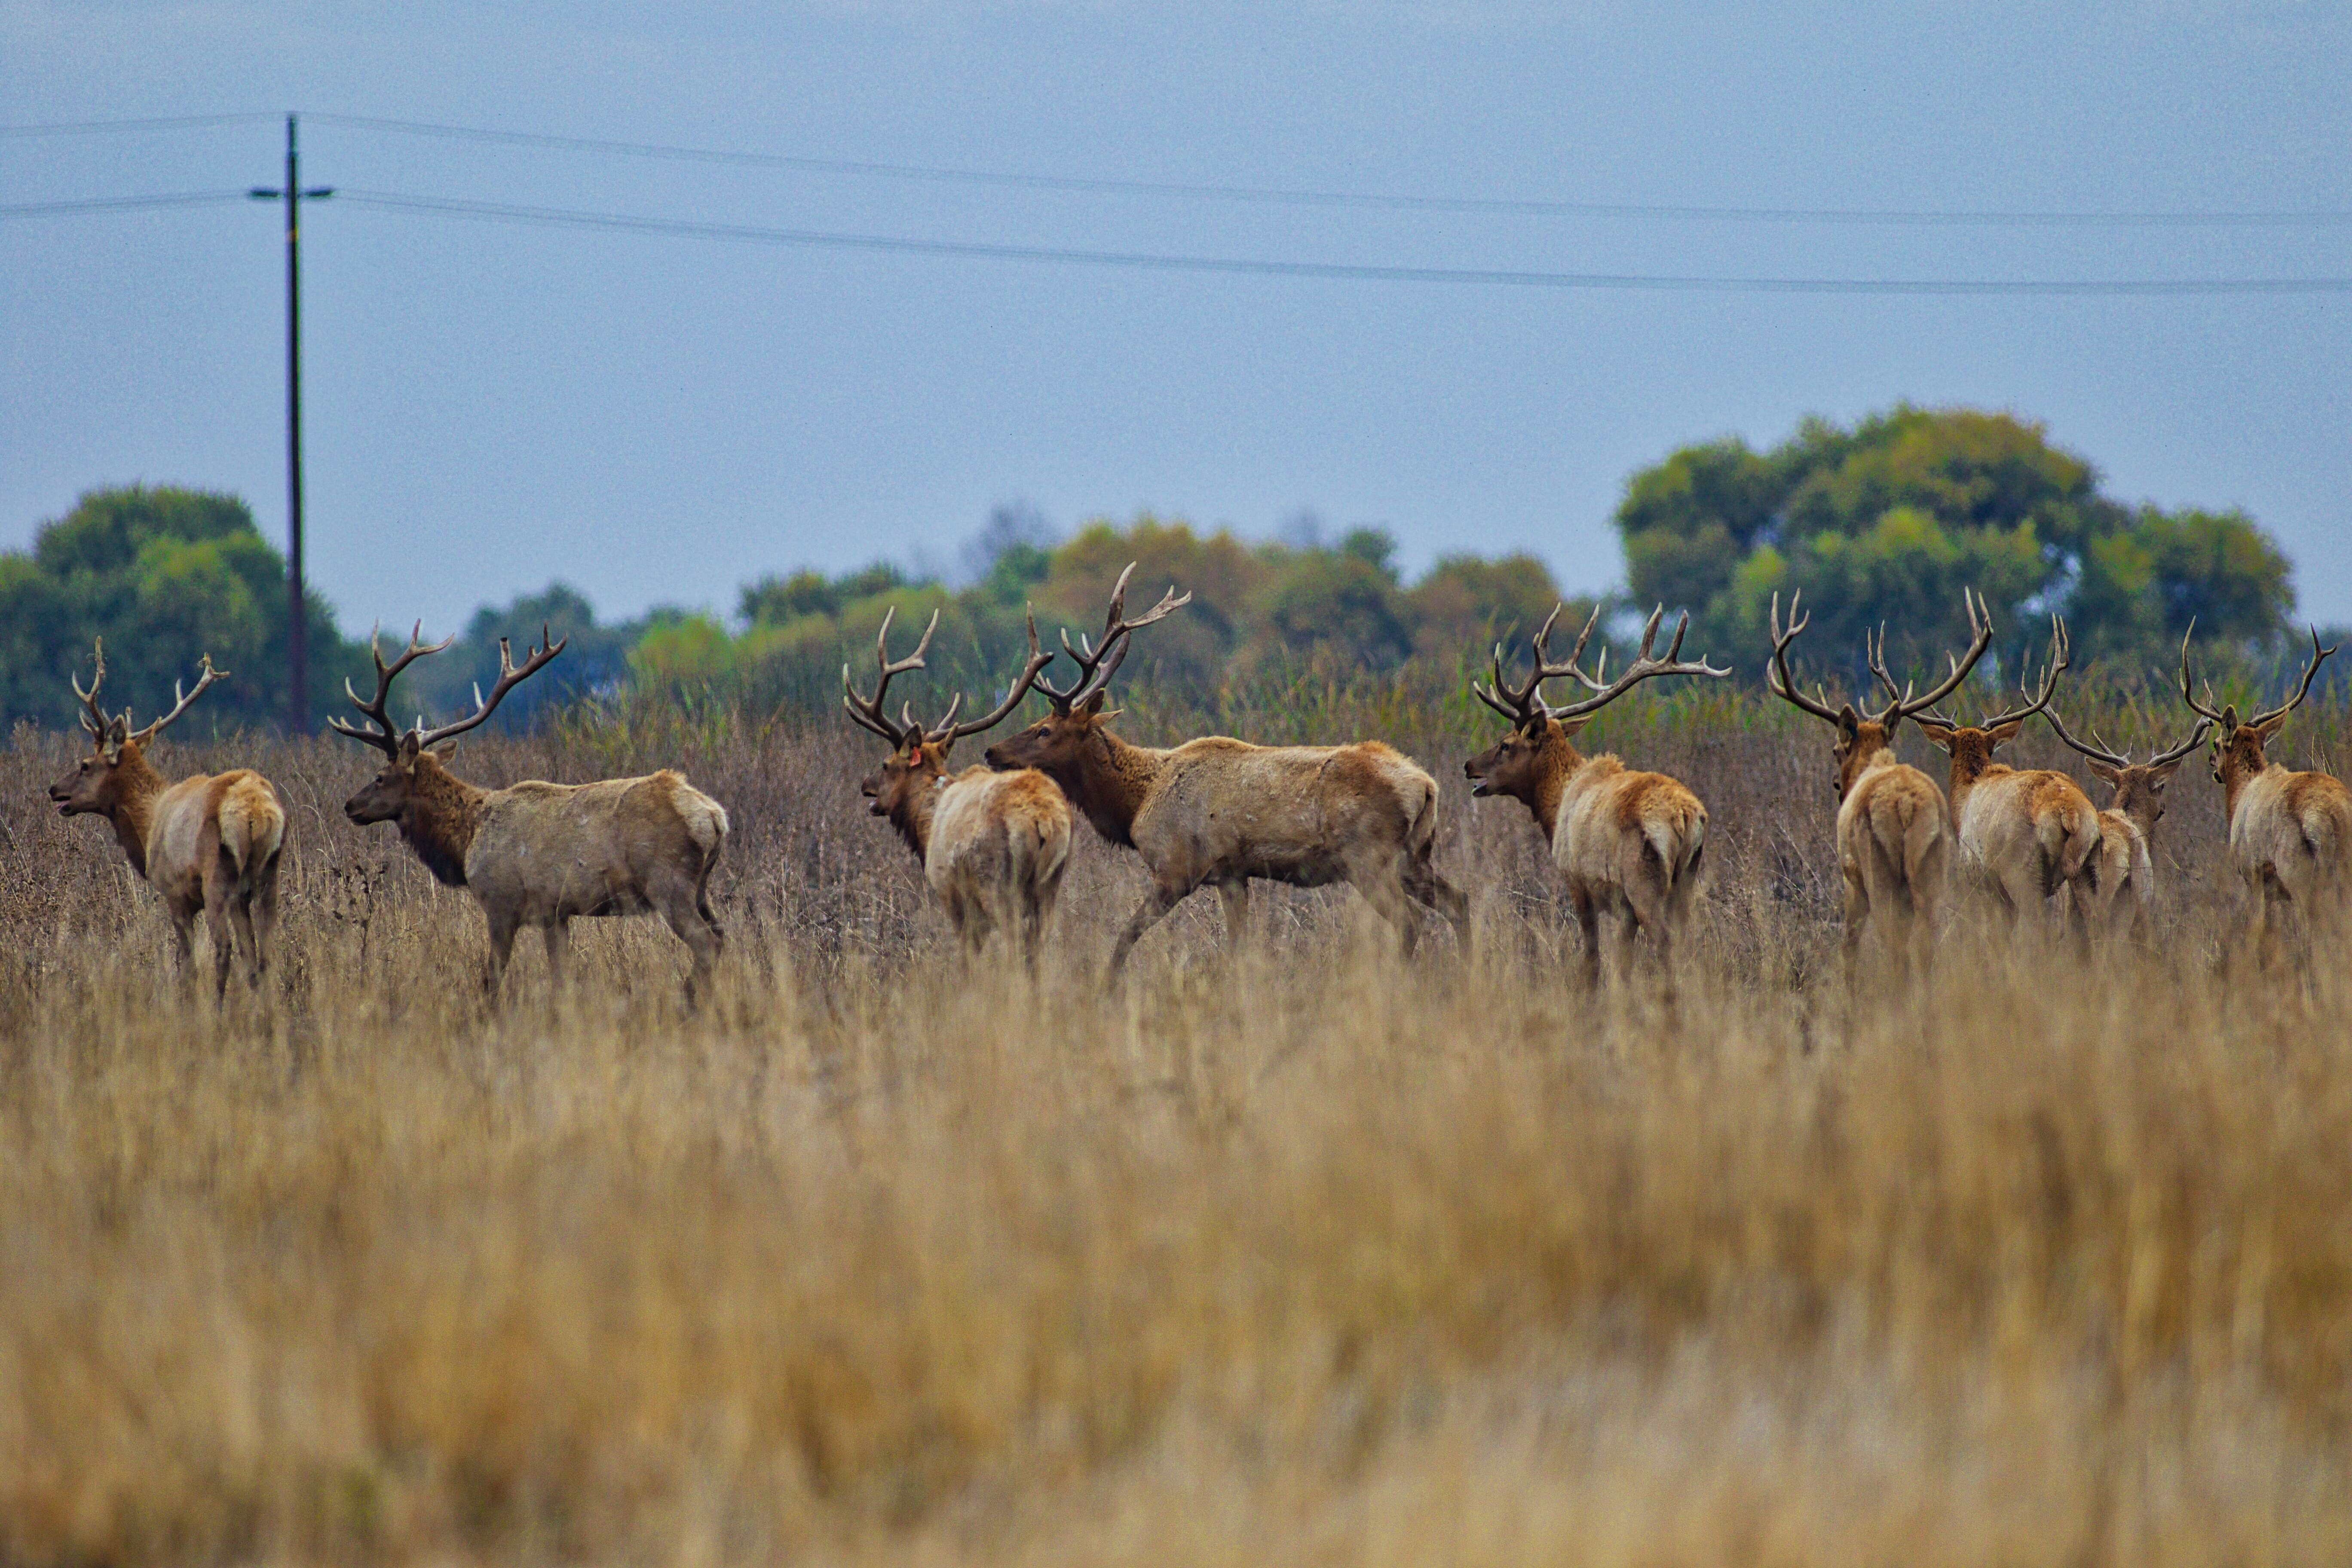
[4,0,2348,637]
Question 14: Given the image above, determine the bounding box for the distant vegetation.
[0,407,2315,733]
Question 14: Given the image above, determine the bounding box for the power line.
[309,112,2352,230]
[336,188,2352,296]
[0,191,252,218]
[0,112,276,138]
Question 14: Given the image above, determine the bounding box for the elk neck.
[2214,739,2270,827]
[1518,734,1592,842]
[1060,726,1162,848]
[99,743,169,878]
[1940,739,2010,815]
[398,756,492,887]
[884,771,945,862]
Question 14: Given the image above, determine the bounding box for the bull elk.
[1911,614,2101,937]
[47,641,285,996]
[1766,590,1991,982]
[844,604,1073,966]
[1462,603,1728,988]
[2179,624,2352,965]
[331,625,730,999]
[984,565,1469,969]
[2041,707,2211,943]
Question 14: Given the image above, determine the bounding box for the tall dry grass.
[3,686,2350,1565]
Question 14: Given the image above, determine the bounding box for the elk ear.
[2086,759,2122,788]
[1835,704,1861,740]
[2147,756,2186,788]
[931,735,957,762]
[430,739,460,760]
[101,716,128,763]
[1078,690,1112,719]
[2219,704,2239,732]
[2250,710,2292,741]
[1557,714,1592,741]
[1986,717,2027,744]
[398,732,425,764]
[1913,718,1957,750]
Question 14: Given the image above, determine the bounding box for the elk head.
[845,602,1054,825]
[981,563,1190,782]
[1765,589,1994,799]
[2043,706,2210,834]
[48,640,227,817]
[330,623,564,845]
[2178,622,2338,787]
[1911,613,2073,779]
[1464,603,1727,808]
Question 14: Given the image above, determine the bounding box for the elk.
[2178,624,2352,965]
[1462,603,1728,988]
[844,603,1073,965]
[1910,615,2101,937]
[2040,707,2211,943]
[47,641,285,996]
[332,625,729,998]
[984,565,1469,969]
[1765,590,1991,982]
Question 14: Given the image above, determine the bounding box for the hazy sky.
[4,1,2348,637]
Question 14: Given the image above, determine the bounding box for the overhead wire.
[334,188,2352,295]
[0,191,254,218]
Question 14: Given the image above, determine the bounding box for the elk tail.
[1405,776,1440,858]
[1900,793,1944,889]
[217,776,287,884]
[2043,800,2100,893]
[674,782,730,871]
[1645,800,1706,890]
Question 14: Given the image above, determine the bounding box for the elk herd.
[43,566,2352,1002]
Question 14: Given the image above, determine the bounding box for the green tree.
[1615,407,2295,687]
[0,484,360,733]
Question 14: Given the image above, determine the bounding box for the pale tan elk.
[983,565,1469,969]
[332,626,729,999]
[1462,603,1727,988]
[1765,590,1991,981]
[1911,615,2102,937]
[2041,707,2211,943]
[47,641,285,996]
[844,603,1073,965]
[2179,625,2352,966]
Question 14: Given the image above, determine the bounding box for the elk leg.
[249,851,280,983]
[1567,883,1602,992]
[655,882,724,1002]
[202,857,238,1001]
[1218,881,1251,949]
[228,895,261,990]
[1352,866,1421,958]
[542,919,571,989]
[1403,858,1472,959]
[484,911,521,999]
[1108,879,1192,974]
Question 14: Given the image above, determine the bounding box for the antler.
[2044,706,2212,771]
[929,608,1056,745]
[415,625,566,747]
[1546,604,1728,720]
[1878,586,1997,725]
[841,605,938,747]
[1762,592,1847,724]
[2176,620,2227,727]
[128,654,229,743]
[328,623,461,754]
[2248,626,2340,731]
[1032,562,1190,714]
[1929,612,2068,731]
[70,639,110,740]
[1472,603,1576,725]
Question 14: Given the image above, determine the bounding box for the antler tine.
[1862,624,1917,723]
[1547,604,1728,721]
[841,605,938,747]
[938,606,1057,744]
[1550,603,1611,692]
[2248,625,2340,731]
[1974,612,2071,731]
[1885,585,1994,721]
[415,624,568,748]
[1765,591,1844,724]
[2147,716,2215,768]
[69,638,109,738]
[2174,619,2228,725]
[129,653,229,744]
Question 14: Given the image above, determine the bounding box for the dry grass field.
[4,681,2351,1565]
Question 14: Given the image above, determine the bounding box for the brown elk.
[844,603,1073,965]
[2041,707,2211,943]
[1462,603,1728,988]
[2178,624,2352,965]
[1765,590,1991,981]
[1910,615,2101,936]
[47,641,285,996]
[983,565,1469,969]
[332,625,729,998]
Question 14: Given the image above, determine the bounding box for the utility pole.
[250,115,333,732]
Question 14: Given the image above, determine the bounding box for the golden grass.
[4,702,2350,1565]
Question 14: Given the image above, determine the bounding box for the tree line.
[0,407,2316,735]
